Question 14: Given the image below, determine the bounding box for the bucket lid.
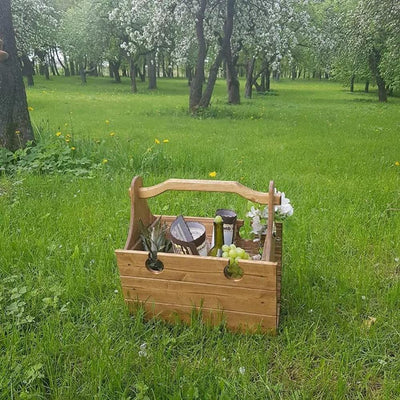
[216,209,237,224]
[170,217,206,255]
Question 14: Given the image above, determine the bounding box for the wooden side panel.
[125,176,155,250]
[116,250,277,290]
[275,222,283,326]
[121,277,277,315]
[126,301,278,333]
[116,248,279,333]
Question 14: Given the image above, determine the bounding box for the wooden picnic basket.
[115,176,283,333]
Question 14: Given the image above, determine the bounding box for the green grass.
[1,75,400,399]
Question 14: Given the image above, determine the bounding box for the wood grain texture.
[262,181,276,261]
[121,276,277,315]
[274,222,283,324]
[138,178,281,205]
[124,176,155,250]
[116,250,277,290]
[126,300,278,333]
[117,176,283,333]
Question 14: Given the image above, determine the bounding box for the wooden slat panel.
[116,250,277,290]
[275,222,283,323]
[126,300,277,333]
[121,276,277,315]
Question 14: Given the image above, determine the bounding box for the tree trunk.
[79,66,87,84]
[109,60,114,78]
[364,80,369,93]
[70,60,75,76]
[21,54,34,86]
[36,50,50,80]
[265,65,271,91]
[140,61,146,82]
[147,52,157,89]
[189,0,207,112]
[377,78,387,102]
[244,57,256,99]
[225,0,240,104]
[110,61,121,83]
[368,48,386,102]
[254,81,262,93]
[186,65,193,87]
[260,72,266,91]
[49,49,59,76]
[0,0,34,150]
[50,59,57,76]
[56,50,70,77]
[350,75,355,92]
[130,57,137,93]
[161,54,166,77]
[198,51,224,108]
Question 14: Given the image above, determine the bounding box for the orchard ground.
[1,76,399,399]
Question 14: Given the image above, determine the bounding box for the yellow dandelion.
[66,134,71,139]
[110,132,115,137]
[155,138,160,144]
[15,130,21,135]
[71,146,76,151]
[209,171,217,178]
[102,159,108,164]
[56,132,62,137]
[105,120,110,124]
[28,106,34,111]
[65,139,70,143]
[395,161,400,166]
[163,139,169,143]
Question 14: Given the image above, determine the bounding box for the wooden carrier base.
[115,177,282,334]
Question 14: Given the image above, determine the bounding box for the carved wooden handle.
[137,178,280,205]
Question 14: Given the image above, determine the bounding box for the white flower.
[138,342,148,358]
[246,189,293,236]
[246,206,261,218]
[251,215,265,235]
[138,350,147,357]
[275,192,294,217]
[239,366,246,375]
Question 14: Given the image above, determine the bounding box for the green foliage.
[1,76,399,399]
[0,135,101,176]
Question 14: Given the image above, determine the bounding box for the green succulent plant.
[140,217,172,271]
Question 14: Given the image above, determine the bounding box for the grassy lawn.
[1,75,400,399]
